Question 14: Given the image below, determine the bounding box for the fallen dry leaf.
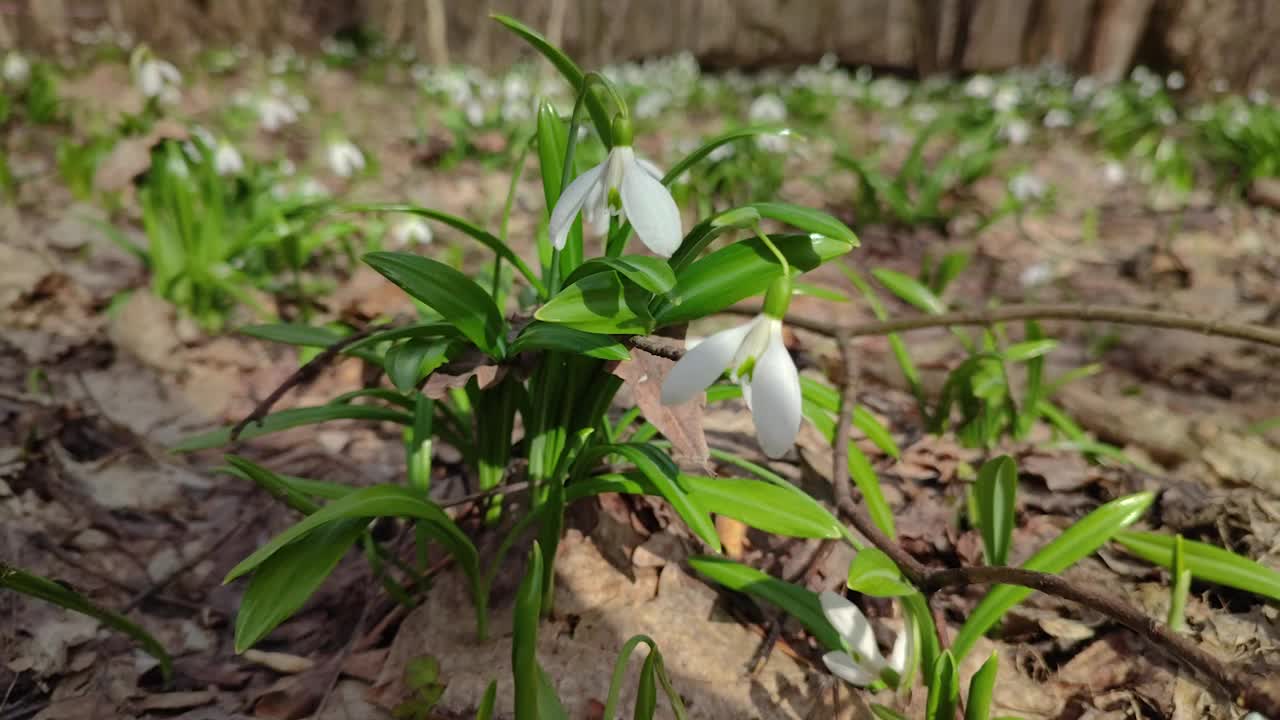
[242,649,316,674]
[93,119,189,193]
[612,346,711,471]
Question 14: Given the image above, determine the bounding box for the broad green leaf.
[662,126,792,185]
[975,456,1017,566]
[384,338,450,392]
[667,216,740,273]
[364,252,507,357]
[536,99,568,208]
[951,491,1155,660]
[1003,339,1059,362]
[513,542,543,720]
[656,233,854,325]
[687,556,843,651]
[491,14,612,146]
[235,517,366,652]
[846,548,914,597]
[1,564,172,682]
[748,202,859,247]
[567,255,677,295]
[925,652,959,720]
[348,203,544,295]
[849,445,897,540]
[511,321,630,360]
[1113,531,1280,602]
[965,652,999,720]
[872,268,947,314]
[221,456,322,514]
[682,475,844,540]
[239,323,346,347]
[172,405,412,452]
[535,270,653,334]
[536,664,570,720]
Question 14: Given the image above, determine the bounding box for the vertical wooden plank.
[961,0,1035,71]
[1087,0,1155,81]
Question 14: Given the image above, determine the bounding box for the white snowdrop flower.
[279,157,297,176]
[214,141,244,176]
[992,85,1021,112]
[634,91,670,120]
[1155,107,1177,126]
[1103,161,1126,186]
[749,93,788,124]
[1211,77,1229,94]
[290,94,310,113]
[1249,88,1270,105]
[165,153,190,179]
[819,52,839,72]
[1166,71,1186,90]
[503,74,529,102]
[911,104,940,124]
[757,132,790,154]
[1000,118,1032,145]
[1019,261,1054,288]
[872,78,909,108]
[391,217,433,247]
[135,56,181,100]
[257,97,298,132]
[819,591,912,688]
[465,101,485,127]
[1009,172,1047,202]
[1072,76,1098,101]
[326,140,365,178]
[1042,108,1073,129]
[661,313,802,458]
[549,119,680,255]
[1241,713,1268,720]
[296,178,327,199]
[3,53,30,86]
[854,66,873,84]
[965,74,995,99]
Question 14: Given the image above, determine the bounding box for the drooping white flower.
[1166,71,1186,91]
[214,141,245,176]
[661,314,801,458]
[1042,108,1072,129]
[464,101,485,127]
[327,140,365,178]
[3,53,30,86]
[992,85,1021,113]
[749,93,787,124]
[391,217,433,247]
[257,96,298,132]
[548,121,681,257]
[819,591,912,688]
[999,118,1031,146]
[1008,172,1047,202]
[135,56,181,100]
[1019,261,1054,288]
[965,74,995,99]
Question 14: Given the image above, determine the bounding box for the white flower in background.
[1155,107,1177,126]
[819,52,839,71]
[214,141,245,176]
[749,93,787,124]
[548,118,680,257]
[327,139,365,178]
[1211,77,1229,94]
[464,101,485,127]
[999,118,1031,145]
[391,217,433,247]
[911,104,939,124]
[257,97,298,131]
[992,85,1021,112]
[707,143,736,162]
[1042,108,1072,129]
[965,74,995,99]
[3,53,30,86]
[165,153,190,179]
[290,93,311,114]
[296,178,327,199]
[134,54,182,101]
[661,313,801,458]
[1009,172,1047,202]
[1019,261,1054,288]
[819,591,911,688]
[1166,71,1186,90]
[634,90,670,120]
[1072,76,1098,101]
[1103,161,1127,186]
[872,77,909,108]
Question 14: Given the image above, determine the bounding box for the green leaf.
[748,202,860,247]
[974,456,1017,566]
[951,491,1155,661]
[634,653,658,720]
[1,564,172,683]
[925,652,959,720]
[871,706,910,720]
[687,556,843,651]
[848,445,897,540]
[172,405,413,452]
[475,680,497,720]
[681,475,844,540]
[872,268,947,314]
[842,263,924,404]
[239,323,346,347]
[854,407,901,459]
[348,203,545,296]
[513,542,543,720]
[656,233,854,325]
[1168,534,1190,631]
[661,126,792,185]
[221,456,322,515]
[567,255,677,295]
[793,281,849,302]
[1002,339,1059,362]
[965,652,999,720]
[846,548,915,597]
[1113,531,1280,602]
[346,322,458,352]
[511,321,630,360]
[536,100,568,208]
[490,14,612,146]
[930,252,971,294]
[537,664,570,720]
[235,517,367,652]
[384,339,450,392]
[364,252,507,357]
[535,270,653,334]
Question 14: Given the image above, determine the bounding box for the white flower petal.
[660,320,757,406]
[748,322,802,458]
[548,161,606,250]
[822,651,878,687]
[635,156,665,181]
[887,621,912,678]
[620,156,682,257]
[819,592,884,669]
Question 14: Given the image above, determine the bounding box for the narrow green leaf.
[1,564,172,683]
[930,252,971,294]
[854,407,901,459]
[235,517,367,652]
[847,548,914,597]
[511,321,630,360]
[925,652,959,720]
[536,99,568,208]
[951,491,1155,661]
[871,706,910,720]
[1114,530,1280,602]
[1002,339,1059,362]
[634,653,658,720]
[872,268,947,315]
[536,664,570,720]
[843,263,924,403]
[682,475,844,540]
[239,323,346,347]
[657,233,854,325]
[965,652,999,720]
[793,281,850,303]
[848,445,897,540]
[535,270,653,334]
[221,456,322,514]
[384,338,450,392]
[346,322,458,352]
[661,126,792,185]
[687,556,843,651]
[475,680,498,720]
[748,202,860,247]
[567,255,677,295]
[513,542,544,720]
[1168,534,1190,631]
[172,405,413,452]
[364,252,507,356]
[974,456,1018,566]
